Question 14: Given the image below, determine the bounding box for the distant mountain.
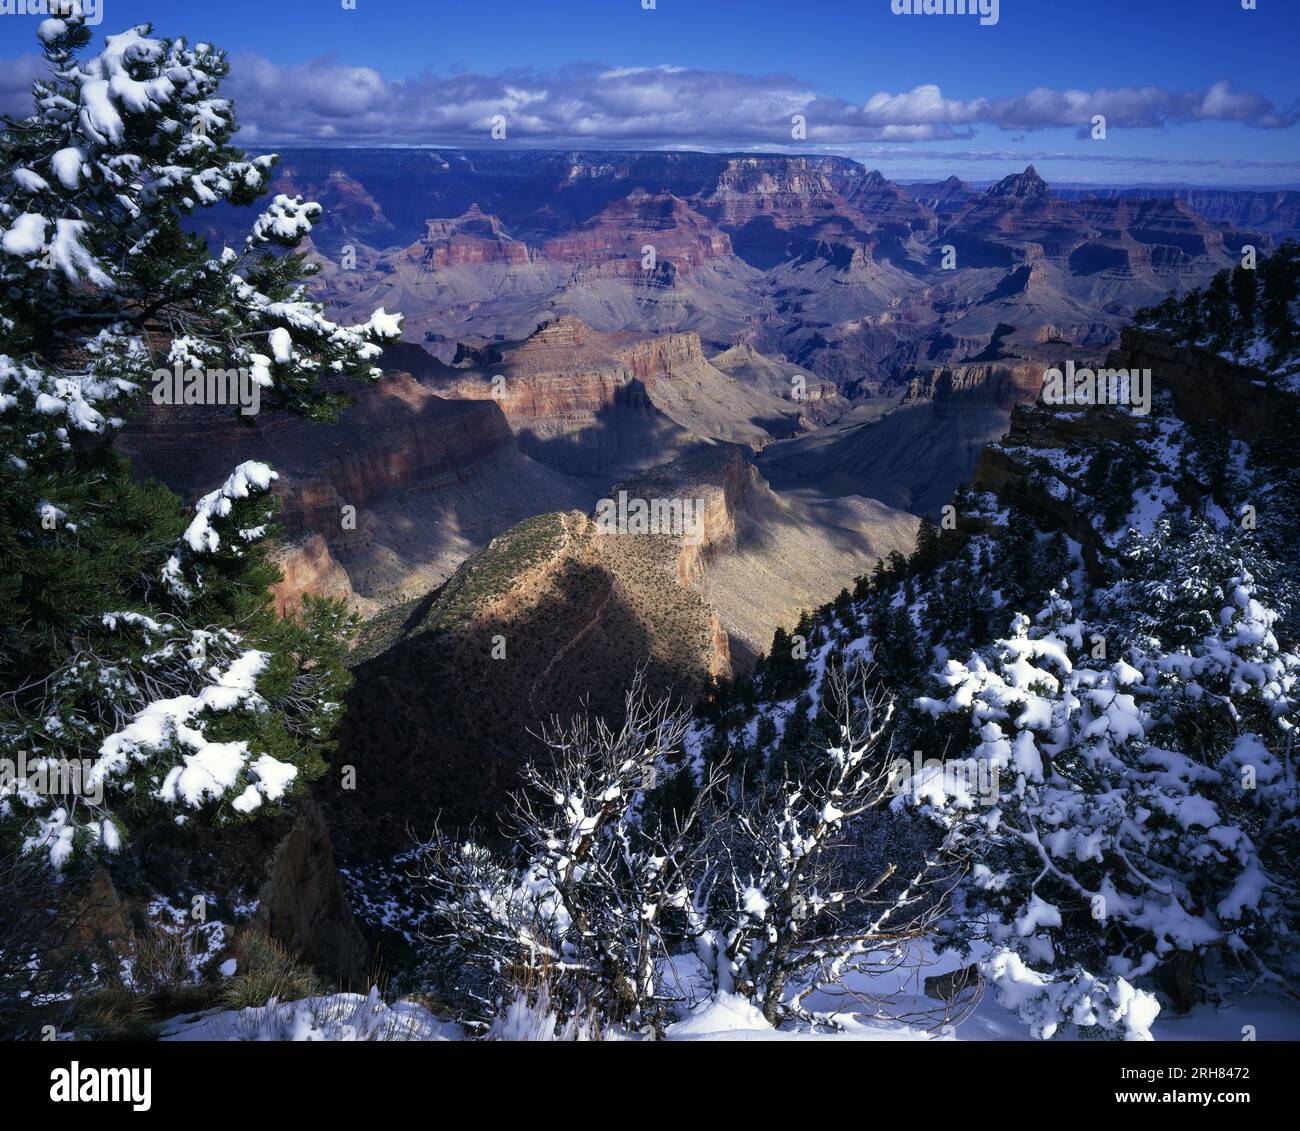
[901,174,977,217]
[193,152,1287,383]
[1052,185,1300,236]
[165,150,1300,613]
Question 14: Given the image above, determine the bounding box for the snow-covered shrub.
[417,670,953,1035]
[902,521,1298,1039]
[416,677,722,1034]
[694,666,953,1026]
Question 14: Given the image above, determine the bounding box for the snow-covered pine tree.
[902,520,1298,1040]
[0,6,400,865]
[689,243,1300,1038]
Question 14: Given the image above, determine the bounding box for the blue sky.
[2,0,1298,185]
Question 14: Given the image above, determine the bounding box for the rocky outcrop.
[1107,328,1292,443]
[269,534,359,618]
[253,797,369,987]
[412,204,530,268]
[902,361,1045,409]
[429,317,678,475]
[64,868,129,951]
[329,499,728,852]
[431,317,818,476]
[616,327,708,385]
[985,165,1051,203]
[670,451,751,590]
[707,613,732,680]
[666,450,919,667]
[329,439,917,850]
[541,190,732,271]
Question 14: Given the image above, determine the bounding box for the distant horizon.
[3,0,1298,188]
[254,145,1300,194]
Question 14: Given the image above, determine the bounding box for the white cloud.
[0,51,1293,148]
[217,61,1300,146]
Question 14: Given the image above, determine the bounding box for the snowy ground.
[662,943,1300,1042]
[160,987,463,1042]
[157,944,1300,1042]
[658,990,1300,1042]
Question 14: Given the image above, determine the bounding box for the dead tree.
[416,664,963,1035]
[414,674,723,1033]
[694,662,962,1027]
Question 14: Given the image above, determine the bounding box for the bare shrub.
[415,664,963,1036]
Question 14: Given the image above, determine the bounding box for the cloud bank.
[224,61,1300,146]
[1,53,1295,149]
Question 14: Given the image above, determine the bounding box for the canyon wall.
[117,367,595,611]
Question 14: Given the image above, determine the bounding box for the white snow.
[160,989,463,1042]
[50,147,85,189]
[267,327,292,364]
[1,213,48,257]
[183,461,278,553]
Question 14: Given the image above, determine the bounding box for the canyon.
[149,149,1300,839]
[323,441,916,853]
[196,154,1276,380]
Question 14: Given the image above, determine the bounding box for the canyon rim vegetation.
[0,0,1297,1083]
